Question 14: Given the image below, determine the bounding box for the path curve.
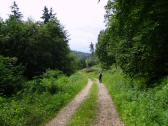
[46,79,93,126]
[95,81,124,126]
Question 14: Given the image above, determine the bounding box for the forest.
[0,1,90,125]
[96,0,168,84]
[0,1,89,95]
[95,0,168,125]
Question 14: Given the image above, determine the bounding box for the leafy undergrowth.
[0,71,87,126]
[103,68,168,126]
[68,82,98,126]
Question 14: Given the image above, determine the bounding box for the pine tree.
[41,6,57,23]
[10,1,23,20]
[49,8,56,20]
[90,42,94,55]
[41,6,50,23]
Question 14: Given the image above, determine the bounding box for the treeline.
[0,1,80,95]
[96,0,168,84]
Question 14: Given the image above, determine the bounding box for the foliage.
[0,2,89,125]
[0,3,76,78]
[96,0,168,83]
[10,1,22,21]
[96,30,116,68]
[41,6,56,24]
[103,68,168,126]
[72,51,90,69]
[68,83,98,126]
[0,71,87,126]
[89,42,94,56]
[0,56,24,96]
[42,69,63,79]
[86,56,97,68]
[87,41,98,68]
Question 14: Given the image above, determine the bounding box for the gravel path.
[45,79,93,126]
[95,81,124,126]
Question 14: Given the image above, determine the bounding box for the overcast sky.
[0,0,107,53]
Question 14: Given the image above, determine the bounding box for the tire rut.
[95,81,124,126]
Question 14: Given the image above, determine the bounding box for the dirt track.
[95,81,124,126]
[45,79,93,126]
[46,79,124,126]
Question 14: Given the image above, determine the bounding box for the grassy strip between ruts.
[68,82,99,126]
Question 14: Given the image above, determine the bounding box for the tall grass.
[0,71,87,126]
[103,68,168,126]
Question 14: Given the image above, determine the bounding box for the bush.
[24,70,66,94]
[86,56,97,67]
[104,68,168,126]
[0,56,24,96]
[42,70,63,79]
[0,70,88,126]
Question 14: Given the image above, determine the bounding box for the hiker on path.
[99,72,103,83]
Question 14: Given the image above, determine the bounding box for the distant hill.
[72,51,91,60]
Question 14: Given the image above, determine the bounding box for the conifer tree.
[90,42,94,55]
[41,6,57,23]
[49,8,56,20]
[41,6,50,23]
[10,1,23,20]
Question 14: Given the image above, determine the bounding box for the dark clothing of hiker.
[99,73,102,83]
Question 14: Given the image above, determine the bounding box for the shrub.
[0,70,87,126]
[104,68,168,126]
[0,56,24,96]
[42,70,63,79]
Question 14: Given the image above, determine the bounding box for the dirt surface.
[46,79,124,126]
[95,81,124,126]
[45,79,93,126]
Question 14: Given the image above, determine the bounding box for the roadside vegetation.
[0,70,87,126]
[95,0,168,125]
[0,1,89,126]
[68,82,99,126]
[84,67,168,126]
[103,68,168,126]
[96,0,168,84]
[1,0,168,125]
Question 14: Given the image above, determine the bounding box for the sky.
[0,0,107,53]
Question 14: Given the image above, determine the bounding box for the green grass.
[82,66,168,126]
[82,66,100,80]
[68,82,99,126]
[0,71,88,126]
[103,68,168,126]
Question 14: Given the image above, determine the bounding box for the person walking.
[99,72,103,83]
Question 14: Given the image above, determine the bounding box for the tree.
[41,6,50,23]
[90,42,94,55]
[0,6,75,78]
[10,1,23,21]
[49,8,56,20]
[41,6,56,24]
[96,0,168,84]
[0,56,24,96]
[96,30,115,68]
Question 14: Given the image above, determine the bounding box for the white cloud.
[0,0,107,52]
